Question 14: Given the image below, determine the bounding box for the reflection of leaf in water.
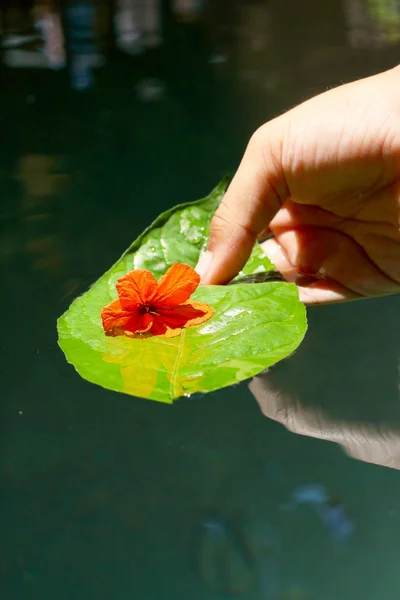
[366,0,400,43]
[15,154,67,200]
[15,154,69,279]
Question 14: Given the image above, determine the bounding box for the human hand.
[196,67,400,304]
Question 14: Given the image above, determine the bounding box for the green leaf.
[58,180,307,403]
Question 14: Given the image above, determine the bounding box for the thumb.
[196,122,289,284]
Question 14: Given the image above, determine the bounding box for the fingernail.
[195,251,213,280]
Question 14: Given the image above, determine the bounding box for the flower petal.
[153,263,200,306]
[148,317,174,336]
[124,312,153,334]
[116,270,157,309]
[101,299,153,336]
[156,302,208,327]
[149,301,213,336]
[149,320,182,337]
[101,299,132,333]
[183,301,214,328]
[101,265,213,339]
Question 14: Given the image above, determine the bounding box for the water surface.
[1,1,400,598]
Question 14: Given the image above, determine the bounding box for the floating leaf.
[58,180,307,403]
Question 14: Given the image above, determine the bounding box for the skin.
[196,66,400,304]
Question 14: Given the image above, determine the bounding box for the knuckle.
[248,125,267,153]
[210,211,234,234]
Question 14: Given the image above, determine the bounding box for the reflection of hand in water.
[249,296,400,469]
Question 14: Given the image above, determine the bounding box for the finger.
[297,281,363,305]
[260,238,299,282]
[269,199,400,287]
[269,200,341,230]
[270,228,399,296]
[261,237,364,304]
[196,122,289,284]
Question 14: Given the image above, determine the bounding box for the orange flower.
[101,263,213,338]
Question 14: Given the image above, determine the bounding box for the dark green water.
[1,1,400,598]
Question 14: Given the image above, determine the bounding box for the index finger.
[196,124,288,284]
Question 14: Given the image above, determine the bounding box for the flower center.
[142,303,158,315]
